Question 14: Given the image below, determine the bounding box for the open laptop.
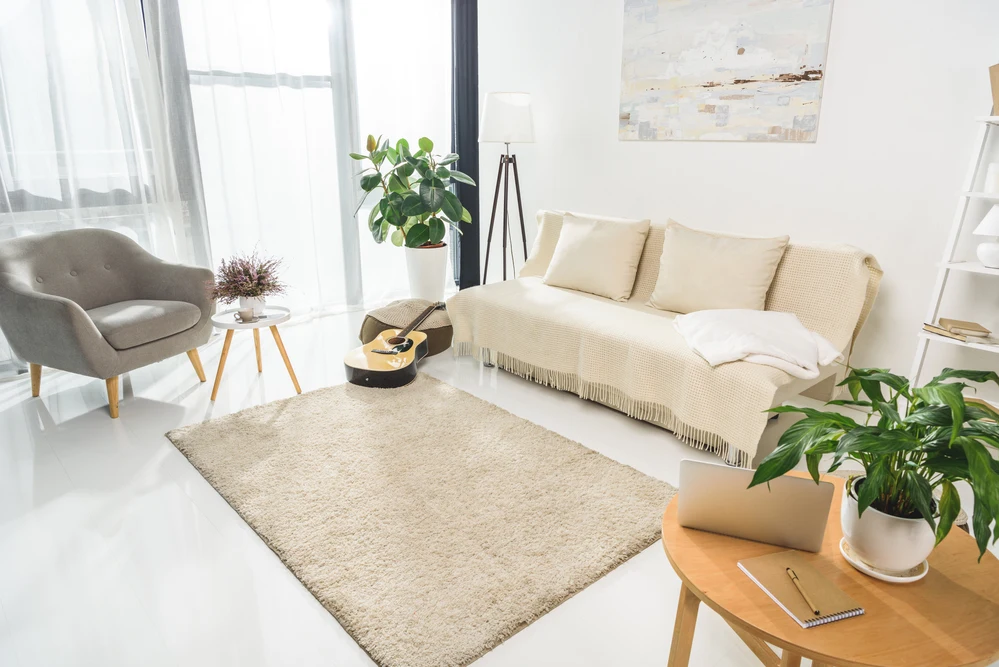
[677,459,834,552]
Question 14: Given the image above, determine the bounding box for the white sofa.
[446,210,882,466]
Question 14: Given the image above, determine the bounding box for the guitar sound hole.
[387,336,406,345]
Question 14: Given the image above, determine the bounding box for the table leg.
[253,329,262,372]
[779,652,802,667]
[668,583,701,667]
[211,330,235,401]
[270,325,301,394]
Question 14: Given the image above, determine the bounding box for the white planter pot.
[239,296,266,316]
[405,244,447,302]
[841,477,935,575]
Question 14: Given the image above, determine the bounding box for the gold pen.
[786,567,820,616]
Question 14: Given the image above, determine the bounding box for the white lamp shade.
[974,205,999,236]
[479,92,534,143]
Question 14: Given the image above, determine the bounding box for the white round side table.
[209,305,301,401]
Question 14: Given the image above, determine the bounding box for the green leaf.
[914,383,965,444]
[387,174,408,194]
[390,229,404,247]
[385,147,399,164]
[428,217,446,244]
[448,169,476,186]
[440,190,463,222]
[405,223,431,248]
[873,400,902,427]
[367,214,383,233]
[349,152,368,161]
[419,178,446,212]
[902,471,936,533]
[414,159,432,179]
[857,458,889,515]
[397,162,415,178]
[367,203,381,227]
[972,486,993,560]
[438,153,459,166]
[396,138,410,157]
[365,134,377,152]
[418,137,434,153]
[360,173,382,192]
[460,206,472,223]
[825,399,873,408]
[401,193,427,217]
[904,405,952,427]
[935,480,961,545]
[766,405,859,430]
[805,451,822,483]
[930,368,999,387]
[748,417,837,488]
[863,372,910,394]
[371,218,388,243]
[435,166,451,180]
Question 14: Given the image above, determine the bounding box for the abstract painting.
[619,0,834,142]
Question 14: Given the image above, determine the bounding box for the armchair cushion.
[86,299,202,351]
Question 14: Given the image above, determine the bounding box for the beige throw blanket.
[448,212,882,464]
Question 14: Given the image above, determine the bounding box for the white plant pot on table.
[239,296,267,316]
[840,476,935,576]
[405,243,447,302]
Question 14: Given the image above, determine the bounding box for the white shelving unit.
[910,112,999,383]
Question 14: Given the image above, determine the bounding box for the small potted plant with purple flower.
[209,251,286,317]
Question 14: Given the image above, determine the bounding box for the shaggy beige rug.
[167,374,675,667]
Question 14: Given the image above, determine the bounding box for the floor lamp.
[479,92,534,283]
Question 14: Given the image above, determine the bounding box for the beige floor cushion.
[648,220,789,313]
[360,298,453,357]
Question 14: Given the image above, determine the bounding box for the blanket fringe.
[453,342,749,467]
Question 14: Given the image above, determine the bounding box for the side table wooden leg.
[668,583,700,667]
[253,329,262,372]
[211,330,235,401]
[270,325,301,394]
[779,651,802,667]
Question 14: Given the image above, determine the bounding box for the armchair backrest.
[0,229,154,310]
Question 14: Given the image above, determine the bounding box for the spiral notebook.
[738,551,865,628]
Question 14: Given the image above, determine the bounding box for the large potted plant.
[350,135,476,301]
[750,367,999,577]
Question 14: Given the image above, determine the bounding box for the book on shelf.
[938,318,991,337]
[738,551,864,629]
[923,323,966,342]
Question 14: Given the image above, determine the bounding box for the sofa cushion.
[648,221,789,314]
[542,213,651,301]
[87,299,202,350]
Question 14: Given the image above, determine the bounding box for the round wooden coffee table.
[662,474,999,667]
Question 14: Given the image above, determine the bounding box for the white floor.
[0,311,938,666]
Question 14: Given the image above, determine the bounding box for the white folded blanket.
[673,310,843,380]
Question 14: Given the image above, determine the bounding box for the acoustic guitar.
[344,302,446,388]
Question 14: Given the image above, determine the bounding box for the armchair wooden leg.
[186,349,206,382]
[106,376,120,419]
[30,363,41,397]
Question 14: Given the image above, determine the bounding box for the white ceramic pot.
[841,476,935,575]
[239,296,266,316]
[405,243,447,302]
[976,241,999,269]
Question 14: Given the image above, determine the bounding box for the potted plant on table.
[750,367,999,577]
[350,134,476,301]
[210,251,286,316]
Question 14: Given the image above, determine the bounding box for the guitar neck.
[399,303,442,337]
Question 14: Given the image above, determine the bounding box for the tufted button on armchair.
[0,229,215,418]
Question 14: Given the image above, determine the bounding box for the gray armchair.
[0,229,214,418]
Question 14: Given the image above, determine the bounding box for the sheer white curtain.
[174,0,362,312]
[0,0,199,371]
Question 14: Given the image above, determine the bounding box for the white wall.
[477,0,999,385]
